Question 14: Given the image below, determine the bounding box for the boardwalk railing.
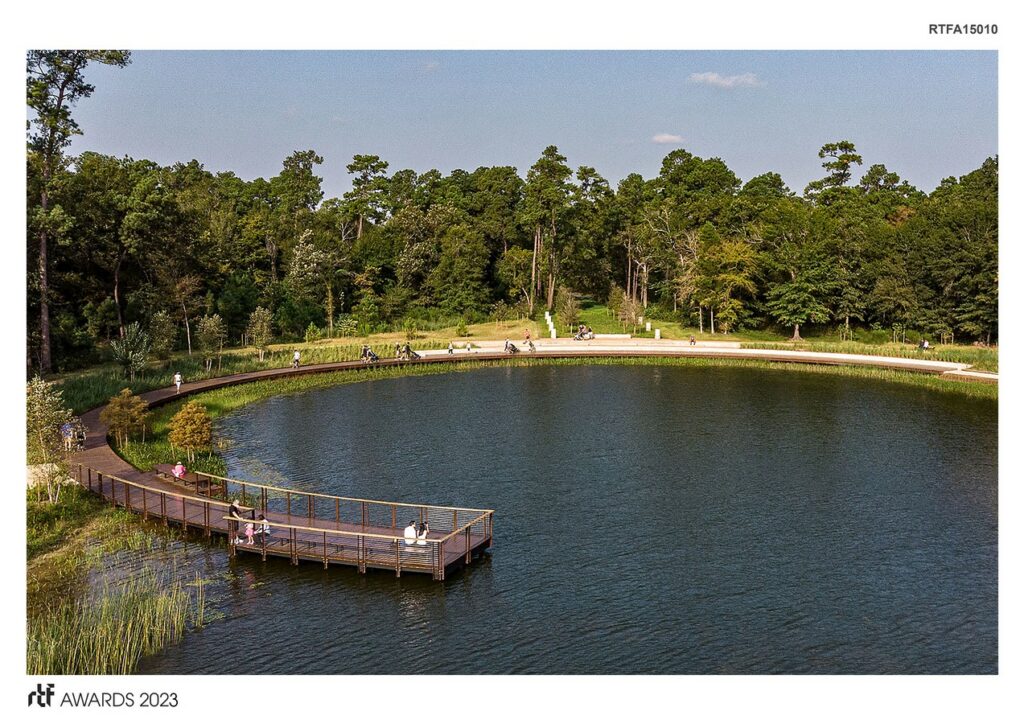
[187,470,493,560]
[73,465,493,580]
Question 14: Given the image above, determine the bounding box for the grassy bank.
[54,311,997,414]
[740,340,998,372]
[26,485,206,675]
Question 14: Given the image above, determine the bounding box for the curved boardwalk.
[68,341,995,578]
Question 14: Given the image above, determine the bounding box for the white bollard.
[646,321,652,332]
[550,328,557,339]
[655,328,661,340]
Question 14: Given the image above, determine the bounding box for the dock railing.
[73,465,492,580]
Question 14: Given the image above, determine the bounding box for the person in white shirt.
[417,521,430,546]
[403,520,418,546]
[173,371,183,393]
[292,350,300,369]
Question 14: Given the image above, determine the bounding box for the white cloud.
[652,133,684,144]
[688,72,761,88]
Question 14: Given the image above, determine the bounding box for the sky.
[62,49,998,200]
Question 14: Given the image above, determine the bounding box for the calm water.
[138,365,997,674]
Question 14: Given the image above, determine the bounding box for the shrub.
[167,401,212,464]
[99,389,150,447]
[109,322,150,381]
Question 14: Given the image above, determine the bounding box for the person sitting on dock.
[417,521,430,546]
[404,520,418,546]
[171,461,187,480]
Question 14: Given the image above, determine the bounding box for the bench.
[154,464,226,498]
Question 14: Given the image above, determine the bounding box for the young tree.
[171,274,203,355]
[246,306,273,362]
[99,388,150,447]
[554,286,582,332]
[26,376,73,503]
[27,50,131,373]
[110,321,150,381]
[168,401,212,464]
[149,310,177,360]
[497,246,535,313]
[196,314,227,371]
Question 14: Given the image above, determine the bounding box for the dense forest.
[28,52,998,375]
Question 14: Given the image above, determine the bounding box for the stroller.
[526,339,536,353]
[505,341,520,354]
[366,348,379,363]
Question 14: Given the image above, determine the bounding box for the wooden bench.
[154,464,226,498]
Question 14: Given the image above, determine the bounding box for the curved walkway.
[73,339,996,481]
[68,341,994,575]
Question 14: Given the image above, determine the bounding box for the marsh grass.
[55,339,450,414]
[26,567,198,675]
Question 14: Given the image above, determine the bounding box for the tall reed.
[26,568,200,675]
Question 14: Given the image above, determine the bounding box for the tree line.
[28,52,998,374]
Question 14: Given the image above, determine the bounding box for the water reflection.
[137,366,996,674]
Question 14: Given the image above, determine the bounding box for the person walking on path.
[524,328,532,345]
[173,371,183,393]
[448,341,455,354]
[292,350,301,369]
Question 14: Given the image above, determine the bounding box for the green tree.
[246,306,274,361]
[168,401,212,464]
[110,321,150,381]
[27,49,131,373]
[523,146,574,310]
[99,388,150,447]
[149,310,177,360]
[554,286,581,332]
[804,140,863,204]
[344,154,389,239]
[196,314,227,371]
[26,376,73,503]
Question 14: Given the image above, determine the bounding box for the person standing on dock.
[173,371,183,393]
[292,350,301,369]
[404,520,418,546]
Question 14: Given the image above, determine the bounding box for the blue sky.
[64,50,997,198]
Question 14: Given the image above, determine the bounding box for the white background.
[1,1,1017,720]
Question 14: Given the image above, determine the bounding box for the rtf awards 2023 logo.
[28,683,54,707]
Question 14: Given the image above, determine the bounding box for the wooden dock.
[73,465,492,579]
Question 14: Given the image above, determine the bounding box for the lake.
[137,364,997,674]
